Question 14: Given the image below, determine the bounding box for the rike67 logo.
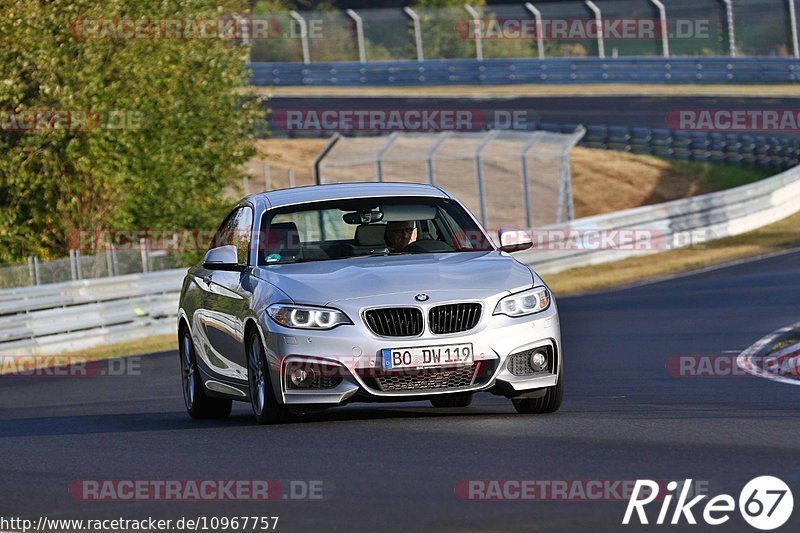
[623,477,793,530]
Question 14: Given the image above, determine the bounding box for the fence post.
[243,175,250,195]
[313,133,342,184]
[648,0,670,58]
[524,3,545,59]
[346,9,366,63]
[263,162,271,191]
[464,5,484,61]
[376,132,399,182]
[520,132,543,228]
[721,0,736,57]
[403,7,424,62]
[289,168,296,188]
[426,132,451,184]
[290,11,310,64]
[558,126,586,223]
[789,0,800,58]
[584,1,605,59]
[140,238,150,273]
[474,130,498,227]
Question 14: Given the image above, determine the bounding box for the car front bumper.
[261,304,562,406]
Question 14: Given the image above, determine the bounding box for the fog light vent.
[507,347,551,376]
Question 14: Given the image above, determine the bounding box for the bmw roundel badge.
[414,293,429,302]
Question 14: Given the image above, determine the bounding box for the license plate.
[381,343,474,370]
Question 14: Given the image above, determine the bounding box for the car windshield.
[257,196,494,265]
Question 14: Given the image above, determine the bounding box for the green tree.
[0,0,263,262]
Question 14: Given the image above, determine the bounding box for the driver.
[384,220,417,251]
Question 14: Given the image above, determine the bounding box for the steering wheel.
[402,239,455,253]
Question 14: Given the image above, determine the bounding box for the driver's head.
[385,220,417,251]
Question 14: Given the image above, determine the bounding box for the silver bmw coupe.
[178,182,562,424]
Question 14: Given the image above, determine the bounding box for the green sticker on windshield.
[266,253,281,263]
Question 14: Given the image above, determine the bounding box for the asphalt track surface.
[1,250,799,532]
[267,95,800,134]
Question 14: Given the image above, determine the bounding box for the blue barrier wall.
[539,124,800,170]
[251,57,800,86]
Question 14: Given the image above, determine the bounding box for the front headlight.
[267,304,352,330]
[493,287,551,317]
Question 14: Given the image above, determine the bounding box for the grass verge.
[543,211,800,296]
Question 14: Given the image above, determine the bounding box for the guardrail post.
[75,249,83,280]
[584,1,605,59]
[426,132,451,184]
[789,0,800,58]
[28,256,39,286]
[376,133,399,182]
[464,5,484,61]
[69,249,78,281]
[474,130,499,226]
[346,9,367,63]
[720,0,736,57]
[106,245,115,277]
[403,7,424,62]
[290,11,311,64]
[524,3,545,59]
[648,0,670,58]
[140,238,150,273]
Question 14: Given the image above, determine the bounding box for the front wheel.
[247,330,292,425]
[179,329,232,419]
[512,371,563,414]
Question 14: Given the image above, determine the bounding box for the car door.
[196,205,254,381]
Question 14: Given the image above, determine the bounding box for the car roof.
[246,182,451,209]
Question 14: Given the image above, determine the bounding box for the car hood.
[251,251,536,305]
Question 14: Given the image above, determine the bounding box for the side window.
[210,206,254,264]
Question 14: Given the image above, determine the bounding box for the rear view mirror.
[343,211,384,225]
[203,245,244,271]
[498,229,533,253]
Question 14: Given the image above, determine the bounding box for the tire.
[179,328,232,419]
[430,392,473,408]
[246,329,292,425]
[512,370,563,414]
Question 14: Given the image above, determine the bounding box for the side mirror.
[203,245,244,271]
[498,228,533,253]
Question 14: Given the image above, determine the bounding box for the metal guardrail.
[516,163,800,274]
[250,57,800,86]
[0,269,185,356]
